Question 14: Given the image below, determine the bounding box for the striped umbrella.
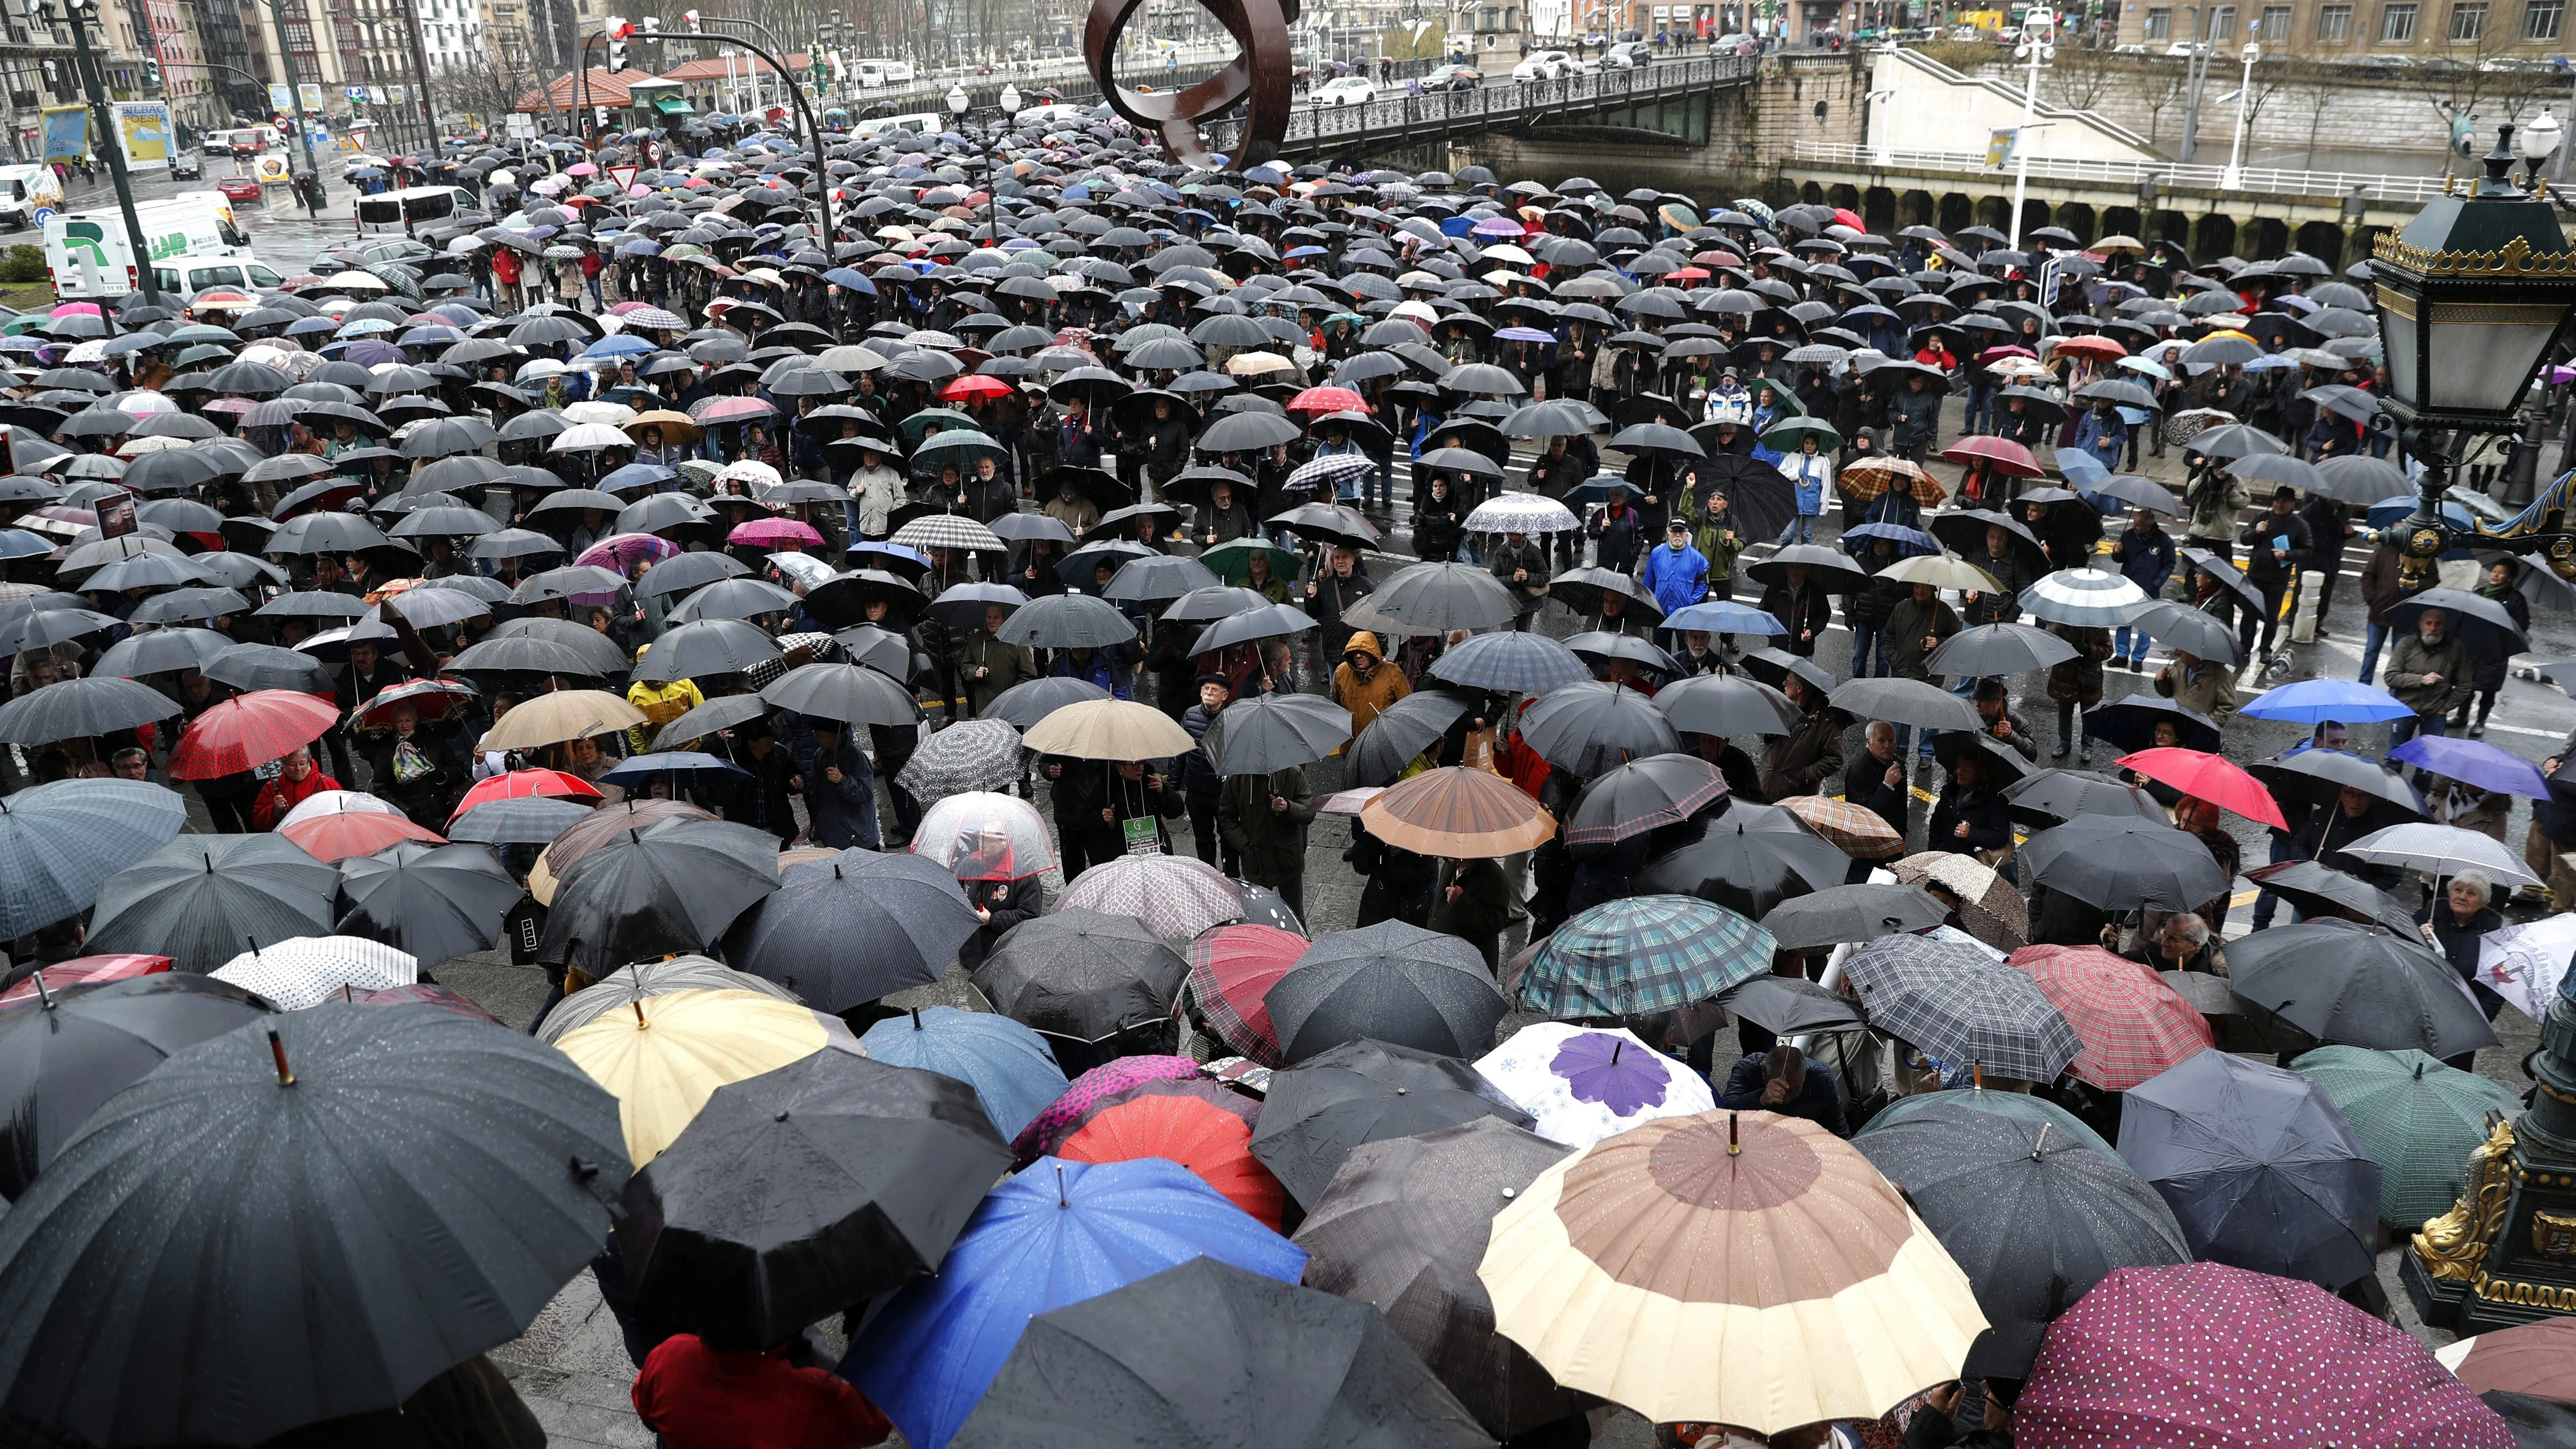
[2289,1045,2520,1228]
[1843,934,2082,1085]
[2019,567,2153,628]
[1517,894,1772,1018]
[2004,945,2213,1092]
[890,513,1006,554]
[0,778,186,940]
[1775,794,1906,859]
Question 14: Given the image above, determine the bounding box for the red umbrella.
[0,954,169,1006]
[938,374,1014,403]
[2004,945,2213,1091]
[1831,206,1866,231]
[1691,250,1744,268]
[2048,334,2130,362]
[451,767,603,821]
[1977,345,2038,365]
[1939,435,2045,478]
[2115,747,2286,829]
[2017,1263,2514,1448]
[1665,266,1710,282]
[1184,923,1307,1066]
[1285,386,1368,415]
[280,810,445,863]
[167,690,338,779]
[1026,1077,1286,1228]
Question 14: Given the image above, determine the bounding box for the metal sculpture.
[1083,0,1298,168]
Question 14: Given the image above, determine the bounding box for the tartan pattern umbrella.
[1186,923,1309,1067]
[897,717,1024,798]
[890,513,1006,554]
[1055,853,1244,940]
[2004,945,2213,1092]
[1837,456,1947,504]
[1565,754,1728,845]
[1775,795,1906,859]
[1843,934,2082,1084]
[1517,894,1774,1018]
[2290,1045,2520,1228]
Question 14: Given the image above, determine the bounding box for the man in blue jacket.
[2110,507,2175,670]
[1637,518,1711,618]
[793,719,880,850]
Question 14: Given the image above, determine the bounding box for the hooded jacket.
[1330,631,1412,740]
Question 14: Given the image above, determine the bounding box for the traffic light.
[140,56,160,87]
[607,37,626,67]
[605,14,631,67]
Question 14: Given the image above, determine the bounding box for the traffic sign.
[608,165,638,189]
[29,206,53,230]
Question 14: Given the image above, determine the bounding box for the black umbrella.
[1287,1117,1585,1440]
[0,1004,627,1449]
[1190,601,1317,656]
[1719,974,1867,1035]
[2385,586,2529,661]
[1204,692,1352,775]
[534,815,782,980]
[2082,693,2225,754]
[334,841,523,967]
[0,674,173,746]
[1634,802,1852,919]
[1691,451,1799,542]
[951,1256,1489,1448]
[2002,768,2170,827]
[1546,565,1664,624]
[1250,1038,1536,1211]
[2243,859,2418,934]
[648,692,773,749]
[1366,561,1521,632]
[1266,921,1509,1063]
[2250,748,2425,819]
[997,592,1141,649]
[1565,752,1729,845]
[2177,546,2265,615]
[0,973,271,1202]
[759,661,920,728]
[1651,673,1799,738]
[2020,815,2229,912]
[1827,676,1981,731]
[1760,882,1948,949]
[1855,1096,2190,1378]
[984,676,1111,729]
[84,832,339,974]
[445,635,609,679]
[971,908,1187,1046]
[1742,542,1869,593]
[1348,688,1475,787]
[449,794,600,846]
[1925,622,2075,677]
[1930,507,2050,576]
[620,1050,1011,1350]
[2225,918,2500,1058]
[633,618,782,683]
[1516,681,1679,776]
[723,849,981,1013]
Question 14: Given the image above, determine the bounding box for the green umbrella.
[1745,375,1806,413]
[1758,416,1843,453]
[910,428,1006,469]
[897,407,979,443]
[2290,1045,2518,1228]
[1199,536,1300,588]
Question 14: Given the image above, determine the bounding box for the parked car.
[1421,62,1482,90]
[1512,49,1585,80]
[1313,76,1377,105]
[169,152,202,180]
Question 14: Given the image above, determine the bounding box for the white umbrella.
[713,459,783,490]
[211,935,419,1010]
[2018,567,2151,628]
[548,423,634,453]
[1464,491,1580,535]
[2340,821,2541,888]
[277,789,404,829]
[2476,913,2576,1022]
[561,400,638,427]
[1474,1022,1714,1147]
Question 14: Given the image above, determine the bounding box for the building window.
[2450,0,2486,32]
[2143,5,2171,34]
[2209,3,2237,34]
[2528,0,2563,34]
[2259,3,2292,33]
[2382,0,2417,34]
[2318,2,2354,33]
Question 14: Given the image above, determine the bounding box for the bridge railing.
[1789,140,2454,204]
[1202,52,1760,155]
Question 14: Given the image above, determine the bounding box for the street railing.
[1200,52,1761,155]
[1788,139,2455,203]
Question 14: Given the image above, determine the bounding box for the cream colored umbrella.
[477,689,649,752]
[1019,697,1194,760]
[551,987,828,1166]
[1478,1111,1987,1434]
[1879,554,2004,594]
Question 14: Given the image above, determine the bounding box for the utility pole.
[34,0,161,306]
[258,0,330,208]
[2008,6,2053,251]
[2219,39,2257,188]
[2175,2,2213,165]
[400,0,439,154]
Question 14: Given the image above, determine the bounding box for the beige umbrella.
[1020,697,1194,760]
[1478,1111,1987,1434]
[1225,350,1298,377]
[1892,851,2031,951]
[478,689,650,752]
[1774,795,1906,860]
[1879,555,2003,594]
[533,953,802,1044]
[622,409,703,444]
[1360,765,1555,859]
[552,987,830,1166]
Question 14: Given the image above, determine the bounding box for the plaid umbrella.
[1517,894,1773,1018]
[1843,934,2082,1084]
[1565,754,1727,845]
[1893,851,2030,951]
[1775,795,1906,859]
[889,513,1006,554]
[896,717,1023,798]
[2004,945,2213,1091]
[2290,1045,2520,1228]
[1186,923,1309,1066]
[1285,452,1377,494]
[1055,853,1244,940]
[1837,455,1947,504]
[1426,630,1592,693]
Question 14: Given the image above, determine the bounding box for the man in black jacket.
[2236,485,2314,666]
[1843,721,1911,836]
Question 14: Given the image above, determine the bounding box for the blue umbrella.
[598,462,677,492]
[822,266,879,294]
[0,778,186,939]
[2389,733,2551,797]
[1839,522,1941,557]
[2239,677,2413,724]
[582,334,657,358]
[1661,599,1789,635]
[843,1156,1306,1449]
[596,751,750,789]
[857,1006,1067,1141]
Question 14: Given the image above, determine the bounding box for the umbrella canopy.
[1359,765,1556,858]
[2117,1047,2382,1288]
[2247,858,2420,934]
[2018,815,2230,913]
[2290,1045,2520,1227]
[1013,1071,1284,1227]
[858,1005,1067,1143]
[1843,933,2083,1084]
[1632,801,1852,919]
[1268,920,1509,1062]
[1368,560,1522,631]
[758,661,920,728]
[618,1050,1010,1351]
[996,591,1141,649]
[0,1004,626,1449]
[2227,918,2501,1058]
[0,675,178,745]
[2020,567,2152,627]
[531,955,800,1046]
[1473,1022,1715,1147]
[1776,794,1908,860]
[1479,1111,1988,1434]
[1892,851,2032,951]
[553,987,832,1167]
[1290,1117,1583,1440]
[2018,1263,2513,1448]
[479,689,651,751]
[1516,893,1773,1017]
[1346,688,1475,787]
[2476,912,2576,1022]
[2439,1319,2576,1406]
[1853,1092,2190,1380]
[1426,628,1593,693]
[1251,1038,1536,1211]
[2340,821,2542,888]
[1022,697,1194,760]
[1056,853,1243,940]
[846,1156,1310,1449]
[0,777,186,940]
[2004,768,2171,827]
[2080,694,2225,755]
[950,1255,1488,1449]
[911,791,1058,881]
[2251,745,2427,818]
[982,676,1112,730]
[333,840,522,967]
[1652,672,1799,737]
[2241,677,2415,725]
[1565,753,1727,845]
[2111,747,2286,828]
[209,935,419,1010]
[536,814,781,978]
[1517,681,1679,774]
[972,909,1188,1045]
[167,688,339,777]
[2389,734,2552,798]
[1925,621,2075,677]
[895,717,1024,800]
[84,832,338,973]
[1184,923,1308,1065]
[1203,691,1352,775]
[723,849,980,1012]
[1828,675,1982,731]
[2004,945,2214,1090]
[1761,882,1948,950]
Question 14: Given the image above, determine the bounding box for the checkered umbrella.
[1843,934,2082,1085]
[620,307,687,330]
[1892,851,2030,952]
[2019,567,2153,628]
[1285,452,1377,495]
[1426,630,1592,693]
[1186,923,1309,1066]
[2290,1044,2521,1228]
[2004,945,2213,1091]
[896,717,1023,799]
[1055,853,1244,940]
[1516,894,1773,1018]
[1774,795,1906,860]
[889,513,1006,554]
[742,631,840,690]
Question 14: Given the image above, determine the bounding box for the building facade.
[2124,0,2573,60]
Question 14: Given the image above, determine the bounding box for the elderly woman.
[2431,868,2506,1068]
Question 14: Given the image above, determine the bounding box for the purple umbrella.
[1548,1030,1670,1116]
[2389,734,2552,797]
[574,531,680,572]
[1471,216,1526,238]
[341,339,406,367]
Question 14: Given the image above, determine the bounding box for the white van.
[852,111,945,142]
[43,194,254,298]
[851,57,917,86]
[355,184,468,237]
[149,253,286,303]
[0,164,64,230]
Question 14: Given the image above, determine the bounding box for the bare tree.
[2133,56,2192,150]
[2238,52,2296,156]
[2047,41,2120,111]
[432,50,536,128]
[2275,57,2341,168]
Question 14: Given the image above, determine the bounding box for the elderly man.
[2122,911,2220,975]
[2387,605,2471,749]
[1843,721,1911,837]
[1717,1043,1848,1136]
[2154,645,2239,724]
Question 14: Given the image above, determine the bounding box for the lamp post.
[2006,6,2053,252]
[258,0,330,210]
[32,0,160,306]
[2218,40,2256,190]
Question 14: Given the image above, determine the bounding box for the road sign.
[608,164,638,189]
[29,206,53,230]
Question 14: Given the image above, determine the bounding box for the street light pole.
[258,0,330,210]
[2007,6,2053,251]
[2175,2,2212,164]
[35,0,161,306]
[2219,39,2257,189]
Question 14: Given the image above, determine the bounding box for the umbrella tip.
[2415,1060,2427,1079]
[910,1006,922,1030]
[1055,1161,1068,1208]
[29,969,49,1010]
[633,999,647,1030]
[2032,1122,2051,1160]
[1972,1062,1984,1090]
[1610,1038,1621,1065]
[1727,1112,1740,1156]
[267,1027,295,1086]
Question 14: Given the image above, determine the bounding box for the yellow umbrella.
[478,690,649,751]
[1020,698,1194,760]
[623,409,703,444]
[551,988,828,1166]
[1879,554,2003,594]
[1479,1111,1987,1434]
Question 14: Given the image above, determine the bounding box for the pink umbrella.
[575,531,681,572]
[727,517,822,548]
[1007,1055,1203,1164]
[48,302,101,318]
[566,161,598,176]
[695,396,779,424]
